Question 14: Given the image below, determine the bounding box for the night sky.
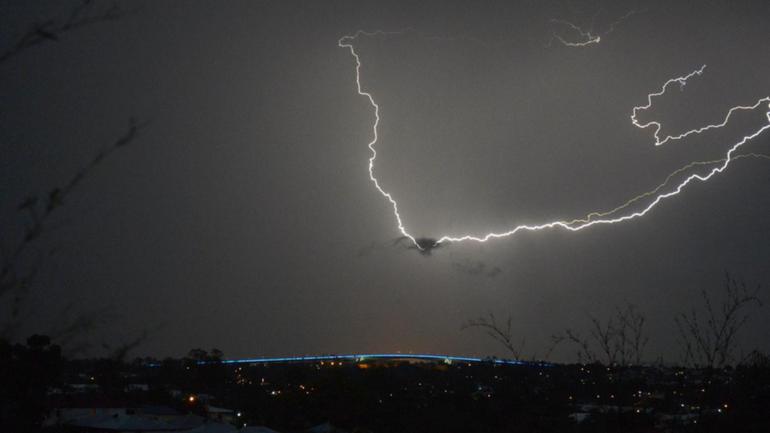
[2,0,769,362]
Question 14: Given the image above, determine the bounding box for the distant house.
[43,395,132,428]
[49,409,210,432]
[241,426,281,433]
[195,393,216,403]
[568,412,590,423]
[308,422,348,433]
[138,405,183,422]
[125,383,151,392]
[165,413,207,430]
[67,383,101,393]
[185,421,239,433]
[206,405,236,424]
[44,395,209,431]
[67,413,172,431]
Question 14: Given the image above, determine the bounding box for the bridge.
[197,353,550,367]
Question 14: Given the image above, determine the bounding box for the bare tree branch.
[462,312,525,359]
[0,1,132,65]
[555,303,648,366]
[1,118,147,339]
[675,272,762,368]
[563,328,596,364]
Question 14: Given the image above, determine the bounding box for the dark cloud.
[451,259,502,278]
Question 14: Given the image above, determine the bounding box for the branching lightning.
[567,153,770,225]
[548,19,601,47]
[338,31,417,247]
[339,31,770,249]
[630,65,770,147]
[548,10,639,47]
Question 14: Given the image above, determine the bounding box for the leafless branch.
[1,118,147,338]
[675,272,762,368]
[0,1,132,65]
[462,312,525,359]
[555,303,649,366]
[563,328,596,364]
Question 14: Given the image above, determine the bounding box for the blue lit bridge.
[164,353,551,367]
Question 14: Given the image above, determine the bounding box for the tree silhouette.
[0,1,129,65]
[462,312,527,359]
[675,272,762,368]
[554,303,649,366]
[0,1,147,355]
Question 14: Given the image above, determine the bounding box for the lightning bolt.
[548,10,639,47]
[549,19,601,47]
[338,30,417,247]
[568,153,770,225]
[630,65,770,147]
[339,31,770,248]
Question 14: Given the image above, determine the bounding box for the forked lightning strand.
[630,65,770,146]
[568,153,770,225]
[338,31,417,246]
[339,31,770,248]
[549,19,601,47]
[549,10,639,47]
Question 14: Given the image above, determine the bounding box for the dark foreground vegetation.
[2,342,770,433]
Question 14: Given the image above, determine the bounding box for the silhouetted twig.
[462,312,525,359]
[1,118,147,338]
[675,272,762,368]
[555,304,648,366]
[0,1,131,65]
